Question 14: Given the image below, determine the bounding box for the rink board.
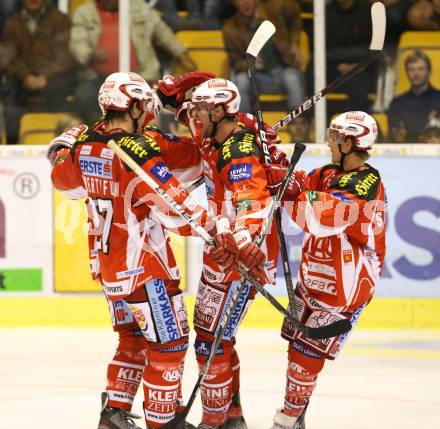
[0,296,439,329]
[0,145,440,329]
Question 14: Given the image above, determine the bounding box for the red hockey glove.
[208,217,239,269]
[268,144,288,166]
[157,71,216,108]
[264,165,307,200]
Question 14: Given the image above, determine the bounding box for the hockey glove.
[47,124,88,165]
[209,217,239,269]
[234,229,268,285]
[264,165,307,200]
[156,71,216,109]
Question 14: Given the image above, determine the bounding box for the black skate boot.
[225,392,248,429]
[98,392,143,429]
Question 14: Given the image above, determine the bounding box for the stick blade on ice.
[369,2,386,51]
[246,20,276,57]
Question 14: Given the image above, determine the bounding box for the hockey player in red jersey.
[158,77,280,429]
[265,112,387,429]
[48,72,242,429]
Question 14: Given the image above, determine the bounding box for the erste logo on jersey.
[79,155,112,179]
[150,161,172,184]
[228,162,252,183]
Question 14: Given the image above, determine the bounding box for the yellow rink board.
[0,297,439,329]
[53,191,186,292]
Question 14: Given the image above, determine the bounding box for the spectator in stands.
[155,0,222,30]
[223,0,304,114]
[325,0,375,115]
[419,117,440,143]
[0,40,14,144]
[287,114,312,143]
[1,0,75,144]
[70,0,196,124]
[388,50,440,142]
[408,0,440,30]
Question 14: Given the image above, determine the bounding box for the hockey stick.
[108,139,347,426]
[272,1,386,131]
[107,139,340,339]
[246,20,302,323]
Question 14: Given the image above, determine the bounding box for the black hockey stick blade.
[307,318,352,340]
[272,1,386,131]
[240,269,352,339]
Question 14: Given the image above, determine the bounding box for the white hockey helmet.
[328,111,378,151]
[191,78,241,115]
[98,72,162,119]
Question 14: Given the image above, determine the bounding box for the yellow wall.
[53,191,186,292]
[1,297,439,329]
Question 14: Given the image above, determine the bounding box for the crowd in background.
[0,0,439,144]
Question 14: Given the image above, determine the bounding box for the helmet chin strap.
[337,138,356,171]
[128,102,144,133]
[207,109,226,139]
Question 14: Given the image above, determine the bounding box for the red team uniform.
[268,111,387,428]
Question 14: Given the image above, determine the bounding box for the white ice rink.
[1,328,439,429]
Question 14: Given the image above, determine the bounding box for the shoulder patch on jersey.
[144,125,182,143]
[330,166,381,200]
[116,134,161,166]
[217,130,261,172]
[71,130,108,160]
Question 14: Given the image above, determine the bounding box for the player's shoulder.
[114,132,162,165]
[308,162,339,179]
[217,128,261,172]
[330,164,382,200]
[144,125,185,144]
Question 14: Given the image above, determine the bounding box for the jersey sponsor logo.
[354,172,379,197]
[194,283,225,332]
[228,162,252,183]
[116,266,145,279]
[302,267,337,295]
[105,285,123,293]
[150,162,172,184]
[330,192,353,203]
[79,155,112,179]
[204,176,215,198]
[238,133,254,154]
[117,368,142,383]
[147,279,179,342]
[222,281,250,339]
[343,250,353,263]
[308,262,336,277]
[80,145,92,155]
[194,339,224,356]
[158,342,189,353]
[305,190,319,203]
[100,147,115,160]
[163,370,181,382]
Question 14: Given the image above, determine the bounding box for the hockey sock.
[283,344,325,418]
[143,340,187,428]
[195,337,234,426]
[106,329,147,410]
[227,348,243,418]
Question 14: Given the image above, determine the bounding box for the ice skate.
[270,409,305,429]
[97,392,142,429]
[224,416,248,429]
[197,423,226,429]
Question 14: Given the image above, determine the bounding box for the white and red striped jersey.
[51,127,208,300]
[288,163,386,311]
